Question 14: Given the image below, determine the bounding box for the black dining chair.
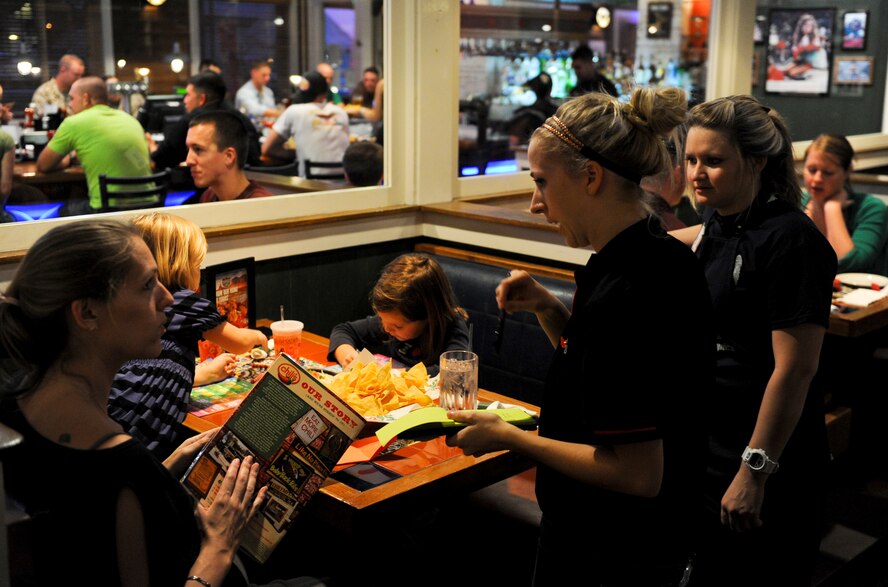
[303,159,346,181]
[98,168,171,213]
[243,161,301,176]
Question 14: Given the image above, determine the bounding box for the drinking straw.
[280,304,285,322]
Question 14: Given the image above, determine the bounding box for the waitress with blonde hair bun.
[446,86,715,586]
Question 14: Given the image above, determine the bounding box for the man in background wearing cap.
[506,72,560,147]
[262,71,349,178]
[569,45,618,98]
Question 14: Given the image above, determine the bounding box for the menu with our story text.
[181,354,366,563]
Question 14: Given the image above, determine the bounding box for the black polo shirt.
[535,217,714,566]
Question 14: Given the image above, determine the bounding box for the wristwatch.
[741,446,779,474]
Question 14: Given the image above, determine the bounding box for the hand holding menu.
[181,354,366,563]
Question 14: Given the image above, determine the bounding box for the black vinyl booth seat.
[430,255,575,407]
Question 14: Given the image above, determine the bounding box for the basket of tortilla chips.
[325,360,436,432]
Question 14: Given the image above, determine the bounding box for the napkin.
[486,400,538,417]
[344,348,377,371]
[837,287,888,308]
[336,436,385,468]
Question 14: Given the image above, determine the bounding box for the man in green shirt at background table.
[37,76,152,216]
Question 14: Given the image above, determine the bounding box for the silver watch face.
[747,453,765,469]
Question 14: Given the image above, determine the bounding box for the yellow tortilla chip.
[328,358,431,418]
[391,377,408,393]
[403,362,428,388]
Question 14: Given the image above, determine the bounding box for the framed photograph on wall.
[646,2,673,39]
[765,8,834,96]
[834,56,874,85]
[841,11,868,51]
[199,257,257,360]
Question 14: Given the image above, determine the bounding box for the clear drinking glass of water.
[439,350,479,411]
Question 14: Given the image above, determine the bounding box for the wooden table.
[820,290,888,462]
[183,331,333,432]
[14,161,85,185]
[829,297,888,338]
[184,331,538,534]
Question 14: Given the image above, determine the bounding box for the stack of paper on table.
[837,287,888,307]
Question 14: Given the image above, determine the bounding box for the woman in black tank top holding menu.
[0,220,322,587]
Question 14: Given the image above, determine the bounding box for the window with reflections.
[0,0,384,222]
[457,0,710,178]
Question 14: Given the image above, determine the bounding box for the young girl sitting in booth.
[327,253,470,376]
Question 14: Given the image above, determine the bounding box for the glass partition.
[0,0,384,222]
[457,0,887,179]
[457,0,711,178]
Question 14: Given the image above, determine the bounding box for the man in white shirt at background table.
[261,71,349,178]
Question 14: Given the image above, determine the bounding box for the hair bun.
[629,86,687,136]
[624,102,646,123]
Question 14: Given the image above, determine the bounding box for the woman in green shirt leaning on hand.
[802,133,888,274]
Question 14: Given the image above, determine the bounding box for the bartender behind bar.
[31,54,85,129]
